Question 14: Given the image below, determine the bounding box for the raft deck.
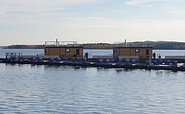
[0,58,185,72]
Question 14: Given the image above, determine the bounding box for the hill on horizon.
[1,41,185,49]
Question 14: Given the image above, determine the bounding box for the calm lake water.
[1,49,185,114]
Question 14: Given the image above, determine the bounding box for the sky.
[0,0,185,45]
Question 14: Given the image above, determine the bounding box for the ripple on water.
[1,63,185,113]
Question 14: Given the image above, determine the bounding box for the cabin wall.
[45,47,83,58]
[114,48,152,60]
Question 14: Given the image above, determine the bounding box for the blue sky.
[0,0,185,45]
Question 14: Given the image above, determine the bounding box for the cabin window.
[146,49,149,55]
[135,49,140,53]
[65,49,70,53]
[76,49,80,55]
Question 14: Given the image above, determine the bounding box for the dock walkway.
[1,58,185,72]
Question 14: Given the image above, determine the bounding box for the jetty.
[0,53,185,72]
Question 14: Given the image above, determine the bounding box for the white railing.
[45,41,78,46]
[113,43,152,47]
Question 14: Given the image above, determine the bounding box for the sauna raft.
[0,56,185,72]
[1,40,185,71]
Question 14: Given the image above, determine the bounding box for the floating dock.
[1,40,185,72]
[0,57,185,72]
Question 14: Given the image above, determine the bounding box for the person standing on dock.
[84,53,88,60]
[153,53,156,59]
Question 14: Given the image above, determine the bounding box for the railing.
[113,43,152,47]
[45,40,152,48]
[45,41,78,46]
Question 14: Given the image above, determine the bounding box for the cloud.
[125,0,153,6]
[125,0,175,6]
[164,8,185,15]
[125,0,185,16]
[0,0,103,14]
[1,15,185,44]
[0,0,103,7]
[0,7,7,15]
[48,17,185,42]
[7,8,66,15]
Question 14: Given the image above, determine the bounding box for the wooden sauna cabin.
[44,40,83,58]
[113,47,153,60]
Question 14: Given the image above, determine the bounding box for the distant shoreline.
[1,48,185,50]
[1,41,185,50]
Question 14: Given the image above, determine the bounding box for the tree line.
[2,41,185,49]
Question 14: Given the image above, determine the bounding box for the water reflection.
[115,68,123,73]
[43,65,88,72]
[1,64,185,113]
